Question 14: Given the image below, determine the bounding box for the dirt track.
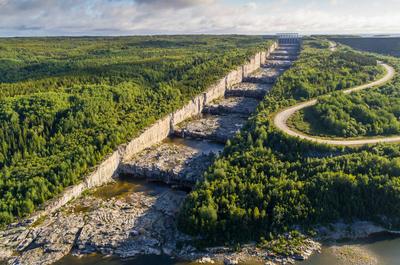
[273,63,397,146]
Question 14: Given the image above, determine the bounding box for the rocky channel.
[0,44,319,265]
[120,137,223,188]
[2,182,189,265]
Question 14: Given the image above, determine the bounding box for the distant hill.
[331,37,400,57]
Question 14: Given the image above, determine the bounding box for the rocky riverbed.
[225,82,272,99]
[120,138,222,187]
[328,245,378,265]
[0,179,322,265]
[174,113,247,143]
[203,97,260,115]
[1,181,190,265]
[244,67,284,84]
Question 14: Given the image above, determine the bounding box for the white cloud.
[329,0,338,6]
[0,0,399,36]
[244,2,257,9]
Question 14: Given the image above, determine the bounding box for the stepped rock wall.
[28,41,278,222]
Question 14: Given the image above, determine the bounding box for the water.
[302,234,400,265]
[55,254,193,265]
[90,178,170,200]
[164,136,224,155]
[53,234,400,265]
[55,254,265,265]
[55,233,400,265]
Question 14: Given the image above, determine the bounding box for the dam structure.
[120,41,301,188]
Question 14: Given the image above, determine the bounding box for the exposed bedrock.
[243,67,284,84]
[263,60,294,69]
[269,55,298,60]
[271,51,299,56]
[4,186,189,265]
[119,138,223,187]
[173,113,247,143]
[6,214,85,265]
[203,97,260,115]
[225,82,272,99]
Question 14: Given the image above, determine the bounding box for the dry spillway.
[120,44,301,187]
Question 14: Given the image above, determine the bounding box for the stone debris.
[1,188,189,265]
[174,114,247,143]
[197,256,215,264]
[7,213,85,265]
[269,55,298,61]
[264,60,293,69]
[224,257,239,264]
[120,141,220,187]
[203,97,260,115]
[328,245,378,265]
[226,82,272,99]
[316,220,400,240]
[271,50,299,56]
[244,67,284,84]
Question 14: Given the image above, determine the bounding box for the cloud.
[244,2,257,9]
[0,0,399,36]
[134,0,216,8]
[329,0,338,6]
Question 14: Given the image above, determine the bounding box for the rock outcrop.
[119,139,221,187]
[4,185,188,265]
[203,96,260,115]
[174,114,247,143]
[226,82,272,99]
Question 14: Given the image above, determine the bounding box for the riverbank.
[303,233,400,265]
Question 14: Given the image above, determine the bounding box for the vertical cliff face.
[29,42,278,221]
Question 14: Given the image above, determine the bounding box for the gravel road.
[273,63,397,146]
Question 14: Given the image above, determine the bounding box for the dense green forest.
[290,38,400,138]
[332,37,400,57]
[290,87,400,137]
[264,44,381,100]
[179,39,400,245]
[0,35,273,225]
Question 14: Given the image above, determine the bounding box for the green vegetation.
[332,37,400,57]
[258,231,307,256]
[266,46,381,100]
[288,37,400,139]
[290,87,400,137]
[179,39,400,245]
[0,35,273,225]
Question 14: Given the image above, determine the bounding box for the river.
[55,254,266,265]
[303,234,400,265]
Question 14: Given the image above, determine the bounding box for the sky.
[0,0,399,37]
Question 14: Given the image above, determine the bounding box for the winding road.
[328,41,337,52]
[273,62,397,146]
